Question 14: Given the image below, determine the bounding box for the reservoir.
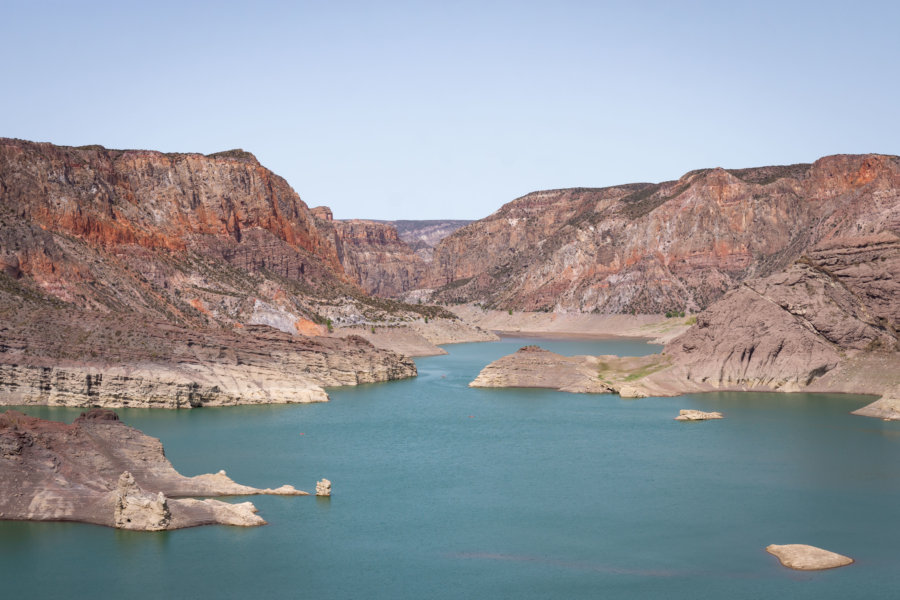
[2,336,898,599]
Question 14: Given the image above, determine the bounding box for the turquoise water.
[2,336,899,599]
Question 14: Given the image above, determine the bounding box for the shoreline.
[449,305,693,344]
[494,330,662,342]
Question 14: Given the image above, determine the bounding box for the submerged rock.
[766,544,854,570]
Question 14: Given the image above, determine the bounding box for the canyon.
[0,138,440,408]
[2,140,897,410]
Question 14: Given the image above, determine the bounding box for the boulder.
[766,544,854,570]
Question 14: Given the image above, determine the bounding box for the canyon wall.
[428,155,900,314]
[0,138,430,407]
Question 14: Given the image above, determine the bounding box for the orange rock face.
[428,155,900,313]
[0,138,344,272]
[313,216,430,297]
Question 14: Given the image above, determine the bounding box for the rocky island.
[0,408,307,530]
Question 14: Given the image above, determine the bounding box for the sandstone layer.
[653,233,899,395]
[0,285,416,408]
[331,318,499,357]
[427,155,900,314]
[312,209,430,297]
[450,305,691,343]
[765,544,854,570]
[470,346,669,397]
[0,409,307,530]
[0,138,440,407]
[470,346,615,394]
[674,410,723,421]
[469,232,898,406]
[852,386,900,420]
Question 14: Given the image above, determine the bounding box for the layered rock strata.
[0,137,446,328]
[0,138,441,407]
[0,301,415,408]
[312,212,430,297]
[674,410,723,421]
[331,318,498,357]
[429,155,900,314]
[471,231,898,407]
[470,346,615,394]
[656,233,899,394]
[0,409,307,530]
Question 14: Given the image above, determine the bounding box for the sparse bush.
[508,309,513,315]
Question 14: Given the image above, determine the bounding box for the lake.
[1,336,898,599]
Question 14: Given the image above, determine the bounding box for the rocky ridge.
[0,409,307,530]
[311,207,431,298]
[469,231,899,406]
[427,155,900,314]
[0,138,433,407]
[655,232,899,394]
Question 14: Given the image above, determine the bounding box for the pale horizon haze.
[1,0,898,219]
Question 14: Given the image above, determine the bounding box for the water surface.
[2,336,898,598]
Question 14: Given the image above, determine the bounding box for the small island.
[0,409,308,530]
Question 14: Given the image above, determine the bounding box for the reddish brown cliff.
[0,138,435,408]
[429,155,900,313]
[657,231,899,391]
[312,213,430,297]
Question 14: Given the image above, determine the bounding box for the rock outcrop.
[657,233,899,394]
[0,409,307,530]
[310,214,471,298]
[381,219,472,262]
[852,387,900,420]
[765,544,854,570]
[0,138,448,407]
[316,479,332,497]
[312,216,430,297]
[470,346,615,394]
[427,155,900,314]
[674,410,723,421]
[0,296,416,408]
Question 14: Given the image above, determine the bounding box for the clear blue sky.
[2,1,898,219]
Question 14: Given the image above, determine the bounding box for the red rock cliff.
[429,154,900,313]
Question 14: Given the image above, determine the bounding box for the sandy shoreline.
[451,305,693,344]
[494,330,662,342]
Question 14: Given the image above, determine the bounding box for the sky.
[1,0,898,219]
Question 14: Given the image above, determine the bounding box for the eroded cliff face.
[312,212,429,297]
[657,232,900,392]
[0,138,428,408]
[429,155,900,313]
[0,409,308,529]
[381,219,472,262]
